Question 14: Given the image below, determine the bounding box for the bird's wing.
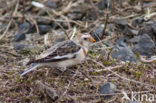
[27,40,81,65]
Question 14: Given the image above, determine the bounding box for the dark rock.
[114,19,137,36]
[45,1,57,9]
[37,17,53,25]
[0,23,8,30]
[14,22,30,42]
[132,17,144,27]
[90,25,103,41]
[54,38,65,43]
[123,26,138,36]
[38,25,51,34]
[27,24,52,35]
[14,43,29,51]
[99,82,116,98]
[19,22,30,31]
[14,31,26,42]
[111,38,137,62]
[38,9,48,16]
[97,0,111,9]
[114,19,128,33]
[133,34,156,57]
[27,25,36,34]
[138,22,156,41]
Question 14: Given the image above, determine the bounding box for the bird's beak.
[89,37,95,42]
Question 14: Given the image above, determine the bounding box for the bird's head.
[75,33,95,48]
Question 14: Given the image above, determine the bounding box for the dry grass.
[0,0,156,102]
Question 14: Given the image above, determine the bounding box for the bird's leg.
[58,67,67,72]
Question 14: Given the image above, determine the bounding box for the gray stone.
[133,34,156,56]
[27,24,52,35]
[14,22,30,42]
[54,38,65,43]
[19,22,30,31]
[114,19,137,36]
[14,31,26,42]
[14,43,29,51]
[138,22,156,41]
[99,82,116,98]
[132,17,144,27]
[90,25,103,41]
[111,38,137,62]
[38,25,52,35]
[45,1,57,9]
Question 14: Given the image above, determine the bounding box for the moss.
[103,61,109,66]
[136,71,141,80]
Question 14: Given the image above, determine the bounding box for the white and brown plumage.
[19,33,95,76]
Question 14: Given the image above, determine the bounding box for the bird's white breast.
[57,48,86,68]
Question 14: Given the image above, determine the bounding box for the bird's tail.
[19,64,41,77]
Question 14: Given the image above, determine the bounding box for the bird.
[19,33,95,77]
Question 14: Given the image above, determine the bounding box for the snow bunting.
[19,33,95,76]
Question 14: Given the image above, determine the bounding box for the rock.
[19,22,30,31]
[37,17,53,25]
[45,1,57,9]
[114,19,128,33]
[132,17,144,27]
[27,24,52,35]
[14,22,30,42]
[54,38,65,43]
[114,19,137,36]
[14,43,29,51]
[38,25,52,34]
[138,22,156,41]
[99,82,116,98]
[38,9,47,16]
[0,23,8,30]
[123,26,138,36]
[14,31,26,42]
[90,25,104,41]
[111,38,137,62]
[133,34,156,57]
[97,0,111,9]
[114,19,128,29]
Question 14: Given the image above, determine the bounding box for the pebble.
[99,82,116,98]
[133,34,156,57]
[111,38,137,62]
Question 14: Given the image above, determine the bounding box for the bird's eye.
[83,38,88,40]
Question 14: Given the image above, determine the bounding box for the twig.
[91,59,155,87]
[35,80,58,101]
[55,22,70,40]
[31,17,39,34]
[101,12,109,40]
[12,0,19,16]
[0,19,13,41]
[0,50,21,58]
[139,55,156,63]
[70,27,77,40]
[46,10,70,40]
[106,48,112,61]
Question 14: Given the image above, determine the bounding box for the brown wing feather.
[27,40,81,65]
